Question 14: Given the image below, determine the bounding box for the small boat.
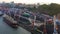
[0,11,3,16]
[3,14,18,28]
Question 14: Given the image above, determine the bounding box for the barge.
[3,14,18,28]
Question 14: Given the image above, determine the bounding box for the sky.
[0,0,60,4]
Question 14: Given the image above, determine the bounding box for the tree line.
[29,3,60,16]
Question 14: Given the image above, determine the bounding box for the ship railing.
[36,29,44,34]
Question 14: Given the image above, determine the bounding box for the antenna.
[53,15,58,34]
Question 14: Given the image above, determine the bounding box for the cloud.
[0,0,60,4]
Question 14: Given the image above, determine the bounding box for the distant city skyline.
[0,0,60,4]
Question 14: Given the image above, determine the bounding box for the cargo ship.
[17,15,44,34]
[3,14,18,28]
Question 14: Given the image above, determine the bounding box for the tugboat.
[3,14,18,28]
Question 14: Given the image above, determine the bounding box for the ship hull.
[0,14,3,16]
[3,17,18,28]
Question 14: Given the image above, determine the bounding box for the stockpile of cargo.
[3,14,18,28]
